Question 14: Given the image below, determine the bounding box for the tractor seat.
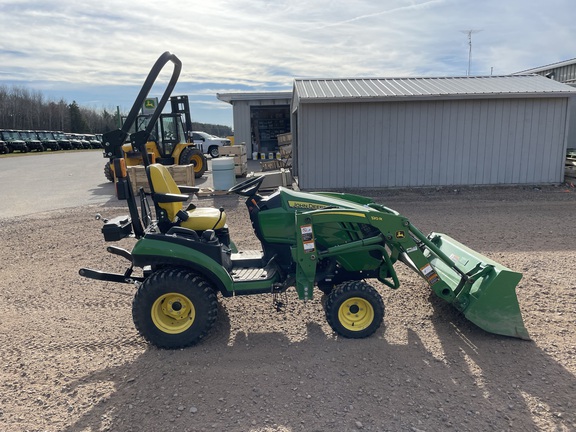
[180,207,226,231]
[147,164,226,231]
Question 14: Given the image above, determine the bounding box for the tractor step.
[231,266,274,281]
[229,262,280,295]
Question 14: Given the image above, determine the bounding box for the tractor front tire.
[179,147,207,178]
[325,280,384,339]
[132,268,218,349]
[104,161,114,182]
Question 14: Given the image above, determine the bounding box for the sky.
[0,0,574,128]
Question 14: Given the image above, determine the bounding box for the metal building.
[516,58,576,85]
[291,75,576,189]
[515,58,576,149]
[216,92,292,157]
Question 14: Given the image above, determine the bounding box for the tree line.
[0,85,117,133]
[0,84,233,137]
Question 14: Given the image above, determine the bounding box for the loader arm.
[289,203,529,340]
[290,207,414,300]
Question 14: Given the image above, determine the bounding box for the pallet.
[219,144,246,156]
[220,145,248,177]
[277,133,292,145]
[127,164,195,194]
[196,188,230,197]
[235,164,248,177]
[278,145,292,158]
[246,169,294,191]
[260,159,282,171]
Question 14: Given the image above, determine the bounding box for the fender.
[131,236,234,295]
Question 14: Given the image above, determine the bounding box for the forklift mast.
[170,95,193,140]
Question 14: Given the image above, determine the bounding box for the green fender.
[131,237,234,294]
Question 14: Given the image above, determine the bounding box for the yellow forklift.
[103,95,207,183]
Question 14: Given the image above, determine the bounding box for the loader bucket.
[425,232,530,340]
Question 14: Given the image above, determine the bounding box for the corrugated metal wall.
[531,63,576,148]
[533,63,576,84]
[569,98,576,148]
[232,101,252,154]
[297,97,569,189]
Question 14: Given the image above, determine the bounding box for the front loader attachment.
[421,232,530,340]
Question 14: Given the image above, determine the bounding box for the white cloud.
[0,0,574,124]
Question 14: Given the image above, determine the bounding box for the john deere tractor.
[103,94,207,183]
[80,52,529,349]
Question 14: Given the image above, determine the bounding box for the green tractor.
[80,52,529,349]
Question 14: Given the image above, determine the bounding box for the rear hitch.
[79,267,144,284]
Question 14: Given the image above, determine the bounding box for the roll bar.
[102,52,182,161]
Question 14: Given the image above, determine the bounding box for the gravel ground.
[1,183,575,432]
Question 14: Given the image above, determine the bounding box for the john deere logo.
[288,201,328,210]
[395,230,405,239]
[144,99,156,108]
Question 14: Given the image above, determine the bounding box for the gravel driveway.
[1,172,575,431]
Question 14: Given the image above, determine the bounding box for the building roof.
[515,58,576,74]
[293,75,576,105]
[217,91,292,104]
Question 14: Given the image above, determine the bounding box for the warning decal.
[420,263,440,285]
[300,225,316,253]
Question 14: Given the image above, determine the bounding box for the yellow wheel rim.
[151,293,195,334]
[338,297,374,331]
[191,154,204,172]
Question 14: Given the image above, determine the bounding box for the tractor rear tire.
[132,268,218,349]
[104,161,114,182]
[324,280,384,339]
[179,147,207,178]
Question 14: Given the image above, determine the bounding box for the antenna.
[460,29,482,76]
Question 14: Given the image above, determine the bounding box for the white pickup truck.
[189,131,231,158]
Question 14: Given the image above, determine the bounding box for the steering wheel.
[228,176,265,196]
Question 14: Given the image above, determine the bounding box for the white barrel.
[212,157,235,190]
